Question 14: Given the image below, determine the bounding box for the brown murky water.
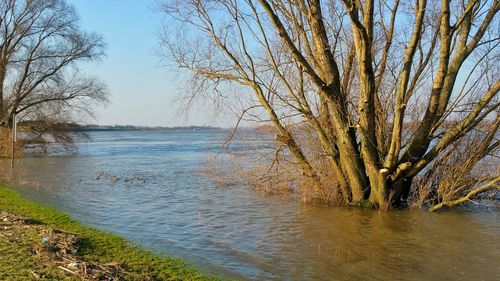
[1,130,499,280]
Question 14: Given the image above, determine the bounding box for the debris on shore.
[0,211,128,280]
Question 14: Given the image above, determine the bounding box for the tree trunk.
[0,59,6,127]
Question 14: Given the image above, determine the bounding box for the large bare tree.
[159,0,499,209]
[0,0,108,151]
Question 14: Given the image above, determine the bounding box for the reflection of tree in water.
[0,157,79,192]
[269,207,499,280]
[0,159,37,187]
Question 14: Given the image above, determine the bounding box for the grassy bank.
[0,186,219,280]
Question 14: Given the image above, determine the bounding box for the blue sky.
[70,0,231,127]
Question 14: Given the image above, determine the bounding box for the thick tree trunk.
[332,112,370,202]
[390,177,414,207]
[304,0,370,203]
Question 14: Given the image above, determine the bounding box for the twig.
[58,266,76,275]
[429,176,500,212]
[29,270,40,279]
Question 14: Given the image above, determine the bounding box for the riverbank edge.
[0,186,220,280]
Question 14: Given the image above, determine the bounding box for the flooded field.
[1,130,499,280]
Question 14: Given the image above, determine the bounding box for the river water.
[1,130,499,280]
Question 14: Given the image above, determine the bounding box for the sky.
[70,0,232,127]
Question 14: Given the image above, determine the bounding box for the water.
[1,130,499,280]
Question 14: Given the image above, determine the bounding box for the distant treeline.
[80,125,224,132]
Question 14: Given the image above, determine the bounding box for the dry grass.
[410,133,499,209]
[202,129,345,205]
[0,127,26,158]
[206,127,498,209]
[0,128,13,158]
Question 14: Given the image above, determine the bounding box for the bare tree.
[0,0,108,153]
[159,0,499,209]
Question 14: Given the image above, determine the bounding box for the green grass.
[0,186,221,281]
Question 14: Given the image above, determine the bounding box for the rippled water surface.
[1,130,499,280]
